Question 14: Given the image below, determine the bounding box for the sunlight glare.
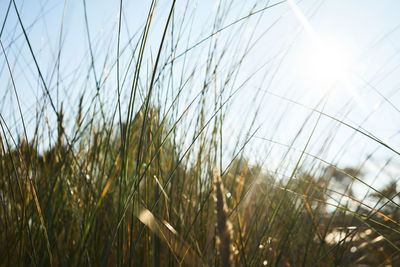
[300,39,355,88]
[289,0,361,100]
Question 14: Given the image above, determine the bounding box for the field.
[1,0,400,266]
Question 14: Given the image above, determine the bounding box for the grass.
[1,0,400,266]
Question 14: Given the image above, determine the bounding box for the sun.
[288,0,357,92]
[297,37,356,90]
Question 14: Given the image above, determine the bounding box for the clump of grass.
[1,0,400,266]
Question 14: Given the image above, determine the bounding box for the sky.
[1,0,400,197]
